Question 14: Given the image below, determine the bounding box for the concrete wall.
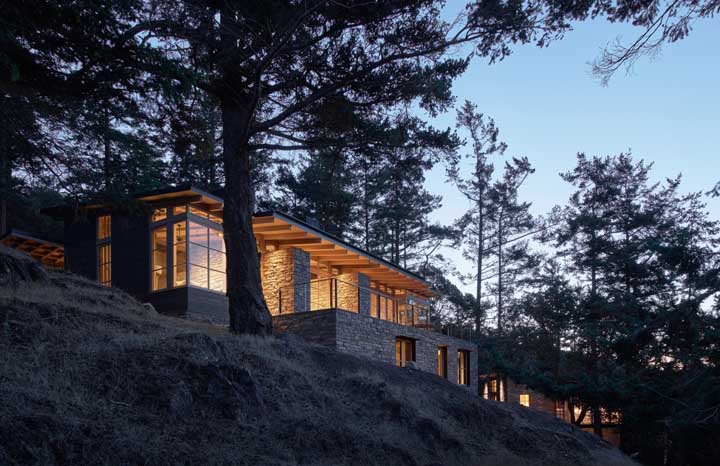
[274,309,478,389]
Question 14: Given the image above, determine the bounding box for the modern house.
[29,185,476,387]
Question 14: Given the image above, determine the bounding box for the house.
[34,185,476,387]
[480,373,621,446]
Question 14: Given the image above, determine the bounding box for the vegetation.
[2,1,718,465]
[0,246,636,466]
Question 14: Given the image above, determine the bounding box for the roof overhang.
[253,212,435,297]
[135,185,223,212]
[1,229,65,268]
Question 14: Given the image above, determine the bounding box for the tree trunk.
[221,100,272,335]
[496,208,503,334]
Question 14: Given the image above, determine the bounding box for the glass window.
[97,215,111,240]
[437,346,448,378]
[189,221,208,246]
[151,208,167,222]
[208,229,224,252]
[189,243,209,268]
[520,394,530,407]
[151,226,167,290]
[209,270,226,293]
[457,350,470,385]
[98,244,111,286]
[395,337,415,367]
[173,222,187,287]
[189,264,208,288]
[173,205,187,216]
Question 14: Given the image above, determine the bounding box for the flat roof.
[1,229,65,268]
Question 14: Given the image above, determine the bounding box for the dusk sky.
[424,8,720,293]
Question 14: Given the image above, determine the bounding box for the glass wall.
[149,206,225,294]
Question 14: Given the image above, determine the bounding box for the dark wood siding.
[146,288,189,318]
[64,214,97,280]
[112,212,150,299]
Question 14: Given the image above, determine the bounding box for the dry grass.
[0,249,637,466]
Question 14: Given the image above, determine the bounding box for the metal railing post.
[278,288,283,315]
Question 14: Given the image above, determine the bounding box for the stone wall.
[261,248,310,314]
[273,309,478,389]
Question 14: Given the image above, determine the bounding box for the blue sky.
[422,8,720,293]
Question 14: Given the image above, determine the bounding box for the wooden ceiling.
[1,231,65,269]
[253,214,434,297]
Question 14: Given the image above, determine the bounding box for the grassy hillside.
[0,246,636,466]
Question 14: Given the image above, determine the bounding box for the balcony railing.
[276,277,431,328]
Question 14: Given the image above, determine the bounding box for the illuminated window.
[188,221,226,293]
[151,208,167,222]
[554,401,565,419]
[173,205,187,216]
[395,337,415,367]
[151,226,167,290]
[519,394,530,407]
[457,350,470,385]
[97,215,111,240]
[97,215,111,286]
[437,346,448,378]
[98,244,111,286]
[174,222,187,287]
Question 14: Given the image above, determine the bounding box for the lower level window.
[98,244,111,286]
[519,393,530,407]
[457,350,470,385]
[395,337,415,367]
[437,346,448,378]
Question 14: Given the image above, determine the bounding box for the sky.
[422,6,720,294]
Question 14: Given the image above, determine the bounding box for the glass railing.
[275,277,431,329]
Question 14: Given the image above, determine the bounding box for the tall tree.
[450,100,506,336]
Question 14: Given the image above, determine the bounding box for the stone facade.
[274,309,478,389]
[334,272,370,314]
[261,248,311,314]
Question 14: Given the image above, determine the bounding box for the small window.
[151,226,168,290]
[457,350,470,386]
[519,394,530,407]
[97,215,111,240]
[395,337,415,367]
[98,244,111,286]
[151,208,167,222]
[173,205,187,216]
[437,346,448,378]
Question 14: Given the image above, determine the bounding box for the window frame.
[457,349,470,386]
[96,214,112,286]
[437,346,448,379]
[148,203,226,295]
[395,336,416,368]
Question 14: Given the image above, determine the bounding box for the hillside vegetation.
[0,246,636,466]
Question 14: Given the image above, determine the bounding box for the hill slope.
[0,247,635,466]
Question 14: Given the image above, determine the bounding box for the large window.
[437,346,448,378]
[457,350,470,386]
[151,226,168,290]
[395,337,415,368]
[188,221,226,293]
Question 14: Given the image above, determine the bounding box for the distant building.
[480,372,621,446]
[22,185,477,388]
